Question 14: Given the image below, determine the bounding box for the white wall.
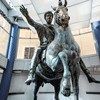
[7,72,100,100]
[0,53,7,69]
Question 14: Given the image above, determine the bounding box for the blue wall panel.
[92,21,100,57]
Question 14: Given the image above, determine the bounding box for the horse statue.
[34,0,80,100]
[46,0,80,99]
[32,0,81,100]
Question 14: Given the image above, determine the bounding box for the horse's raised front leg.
[71,63,80,100]
[33,74,43,100]
[58,51,71,96]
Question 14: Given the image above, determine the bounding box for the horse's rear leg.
[51,79,61,100]
[54,85,60,100]
[72,76,79,100]
[33,74,43,100]
[71,64,80,100]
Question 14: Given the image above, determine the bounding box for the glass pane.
[4,20,11,33]
[70,20,89,31]
[30,30,38,38]
[24,48,29,59]
[91,6,100,22]
[19,29,38,38]
[74,32,96,56]
[15,4,40,21]
[0,27,9,56]
[11,0,31,6]
[2,18,11,33]
[69,0,91,24]
[30,0,88,13]
[29,47,35,59]
[0,15,11,33]
[79,26,92,34]
[19,29,31,38]
[93,0,100,7]
[0,15,3,25]
[24,47,35,59]
[68,0,89,6]
[31,0,52,13]
[71,30,79,35]
[25,4,40,21]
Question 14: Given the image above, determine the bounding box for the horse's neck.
[53,25,80,53]
[54,24,71,33]
[54,25,74,42]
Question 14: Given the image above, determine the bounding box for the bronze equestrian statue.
[20,0,100,100]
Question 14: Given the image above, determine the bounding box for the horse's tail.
[79,58,86,70]
[79,58,90,76]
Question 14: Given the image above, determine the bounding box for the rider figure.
[20,5,54,85]
[20,5,100,85]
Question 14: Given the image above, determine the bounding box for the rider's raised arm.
[20,5,44,30]
[20,5,34,25]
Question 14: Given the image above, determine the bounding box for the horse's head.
[52,0,70,28]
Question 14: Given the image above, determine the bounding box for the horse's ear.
[59,0,62,6]
[64,0,67,7]
[68,16,70,20]
[51,6,56,11]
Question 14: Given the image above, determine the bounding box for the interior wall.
[7,72,100,100]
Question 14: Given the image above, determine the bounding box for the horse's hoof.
[25,80,32,85]
[25,76,36,85]
[61,88,71,97]
[54,97,59,100]
[32,79,36,83]
[89,77,100,83]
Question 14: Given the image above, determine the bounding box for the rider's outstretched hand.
[20,5,29,18]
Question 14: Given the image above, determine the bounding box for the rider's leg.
[58,50,71,96]
[25,47,42,85]
[33,74,43,100]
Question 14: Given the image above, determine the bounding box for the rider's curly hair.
[44,11,53,19]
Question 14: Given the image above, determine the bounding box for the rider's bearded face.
[45,13,53,24]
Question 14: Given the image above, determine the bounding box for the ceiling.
[6,0,100,31]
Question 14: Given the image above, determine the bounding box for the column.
[0,23,19,100]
